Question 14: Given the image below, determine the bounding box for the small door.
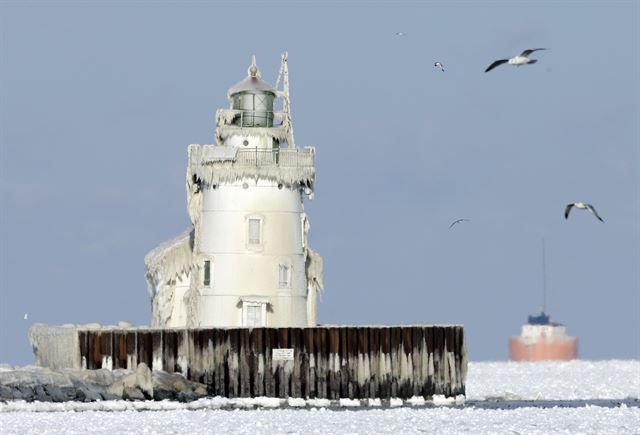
[243,302,266,327]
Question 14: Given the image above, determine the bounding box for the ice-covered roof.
[227,56,277,97]
[144,227,194,287]
[228,76,277,96]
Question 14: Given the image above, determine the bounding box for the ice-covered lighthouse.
[29,54,467,399]
[145,54,323,329]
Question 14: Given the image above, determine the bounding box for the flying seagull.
[434,62,445,72]
[449,218,470,229]
[395,32,406,36]
[564,202,604,222]
[23,313,28,320]
[485,48,547,72]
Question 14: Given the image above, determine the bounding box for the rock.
[33,385,49,402]
[106,380,124,398]
[43,384,75,402]
[152,371,177,400]
[16,385,35,401]
[71,368,116,386]
[134,363,153,398]
[71,379,104,402]
[1,367,72,389]
[153,387,175,401]
[105,364,153,400]
[194,384,208,398]
[0,365,210,403]
[177,390,198,402]
[99,391,121,401]
[152,370,210,401]
[123,386,145,401]
[0,384,14,401]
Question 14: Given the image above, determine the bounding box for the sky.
[0,1,638,365]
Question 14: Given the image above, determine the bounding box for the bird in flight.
[564,202,604,222]
[449,218,470,229]
[485,48,547,72]
[395,32,406,36]
[23,313,28,320]
[434,62,445,72]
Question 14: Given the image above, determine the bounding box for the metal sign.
[272,348,294,361]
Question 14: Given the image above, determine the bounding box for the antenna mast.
[541,237,547,313]
[275,52,296,148]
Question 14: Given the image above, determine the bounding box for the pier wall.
[33,325,467,399]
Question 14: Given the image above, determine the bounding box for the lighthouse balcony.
[192,145,314,168]
[188,144,316,194]
[228,147,314,167]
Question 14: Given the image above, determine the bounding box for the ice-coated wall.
[145,228,193,327]
[28,324,82,370]
[196,179,308,327]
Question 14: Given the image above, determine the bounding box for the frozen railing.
[202,148,314,168]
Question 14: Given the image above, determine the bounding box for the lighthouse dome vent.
[227,56,276,127]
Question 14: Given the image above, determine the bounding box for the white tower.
[145,54,323,328]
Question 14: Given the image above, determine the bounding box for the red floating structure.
[509,312,578,361]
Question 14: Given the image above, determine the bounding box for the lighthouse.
[28,54,467,399]
[145,54,323,329]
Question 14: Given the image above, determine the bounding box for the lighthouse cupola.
[227,56,277,128]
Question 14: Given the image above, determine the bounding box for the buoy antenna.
[541,237,547,314]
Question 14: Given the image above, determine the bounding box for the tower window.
[203,260,211,286]
[279,264,290,288]
[248,219,261,245]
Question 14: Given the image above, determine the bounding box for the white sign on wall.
[272,348,294,361]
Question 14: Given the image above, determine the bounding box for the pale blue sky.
[1,1,638,364]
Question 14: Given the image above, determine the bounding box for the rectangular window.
[203,260,211,286]
[248,218,261,245]
[279,264,290,288]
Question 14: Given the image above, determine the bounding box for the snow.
[1,360,639,434]
[0,402,637,434]
[466,359,640,401]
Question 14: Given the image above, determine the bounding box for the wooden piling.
[77,325,466,400]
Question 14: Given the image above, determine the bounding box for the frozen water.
[0,360,638,434]
[466,359,640,401]
[0,403,638,434]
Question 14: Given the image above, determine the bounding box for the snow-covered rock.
[0,363,208,403]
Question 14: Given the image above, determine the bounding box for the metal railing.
[232,148,314,167]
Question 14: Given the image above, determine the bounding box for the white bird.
[434,62,445,72]
[485,48,547,72]
[564,202,604,222]
[23,313,28,320]
[395,32,406,36]
[449,218,470,229]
